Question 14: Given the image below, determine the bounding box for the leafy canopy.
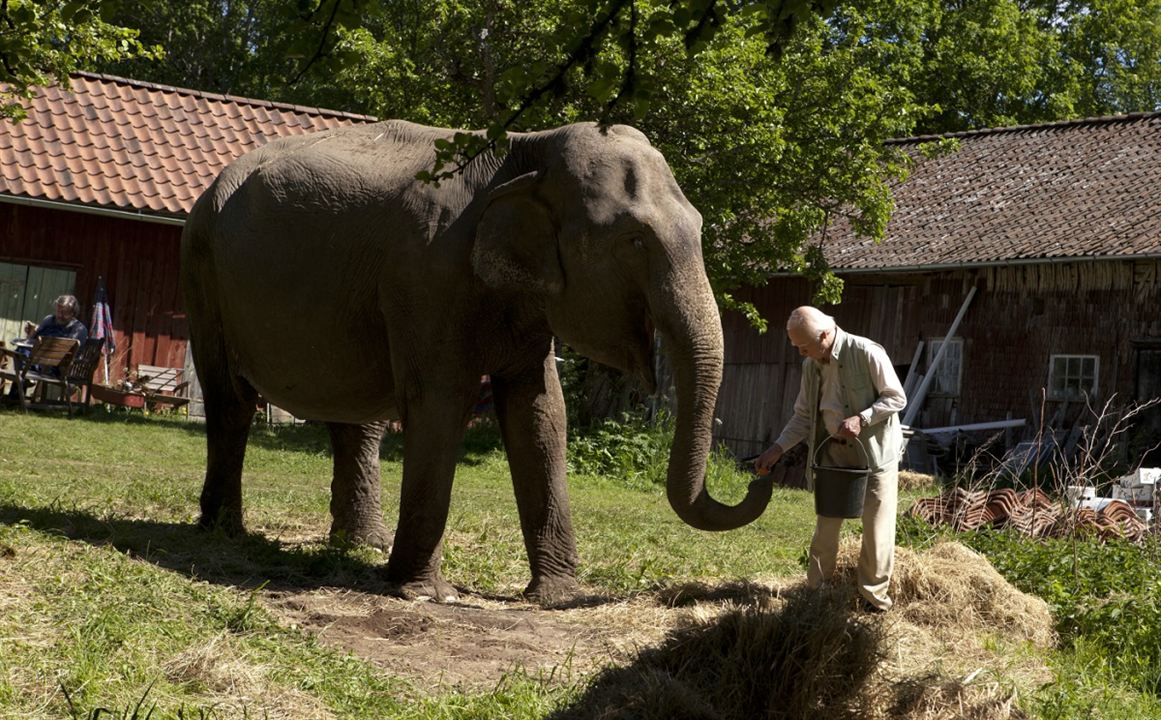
[11,1,1161,310]
[0,0,158,120]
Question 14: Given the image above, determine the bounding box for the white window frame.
[926,337,964,397]
[1048,354,1099,401]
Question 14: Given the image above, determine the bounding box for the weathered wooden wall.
[716,260,1161,458]
[0,202,187,381]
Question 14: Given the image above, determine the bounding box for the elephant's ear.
[472,171,563,295]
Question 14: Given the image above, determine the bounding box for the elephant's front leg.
[383,391,471,602]
[326,420,391,550]
[492,350,580,604]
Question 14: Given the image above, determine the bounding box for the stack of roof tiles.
[908,487,1149,543]
[0,73,378,219]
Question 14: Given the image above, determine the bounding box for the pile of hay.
[889,542,1055,648]
[551,541,1053,720]
[849,541,1055,720]
[551,587,885,720]
[898,470,939,492]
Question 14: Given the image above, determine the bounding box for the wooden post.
[902,340,925,398]
[903,286,978,427]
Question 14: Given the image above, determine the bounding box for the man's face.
[54,303,74,324]
[788,324,832,362]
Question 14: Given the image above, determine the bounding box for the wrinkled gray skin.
[181,121,774,603]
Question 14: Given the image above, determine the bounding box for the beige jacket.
[774,328,906,479]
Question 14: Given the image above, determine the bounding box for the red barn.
[0,73,375,384]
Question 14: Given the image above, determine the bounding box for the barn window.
[926,337,963,397]
[1048,355,1099,401]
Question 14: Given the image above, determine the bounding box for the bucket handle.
[812,435,870,470]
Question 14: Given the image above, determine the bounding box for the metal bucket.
[812,436,870,519]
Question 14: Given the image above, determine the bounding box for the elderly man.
[755,306,906,612]
[6,295,88,399]
[24,294,88,342]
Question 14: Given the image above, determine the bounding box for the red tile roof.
[0,73,377,220]
[825,113,1161,270]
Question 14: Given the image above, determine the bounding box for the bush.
[566,411,753,500]
[567,411,675,488]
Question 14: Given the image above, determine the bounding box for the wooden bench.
[136,363,191,411]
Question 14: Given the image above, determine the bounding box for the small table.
[2,340,32,396]
[9,339,33,369]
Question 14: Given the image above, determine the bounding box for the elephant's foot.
[197,508,246,538]
[385,571,459,603]
[329,521,391,552]
[524,574,582,607]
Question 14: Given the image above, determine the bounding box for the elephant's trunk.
[657,275,773,532]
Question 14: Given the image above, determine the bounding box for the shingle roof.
[0,73,377,220]
[825,113,1161,270]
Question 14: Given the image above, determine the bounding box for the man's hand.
[22,321,36,338]
[838,415,863,439]
[754,444,784,476]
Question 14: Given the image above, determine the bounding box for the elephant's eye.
[630,236,645,250]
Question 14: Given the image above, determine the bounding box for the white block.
[1080,497,1117,512]
[1067,485,1097,503]
[1119,468,1160,487]
[1114,486,1154,503]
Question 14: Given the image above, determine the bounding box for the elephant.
[180,120,774,603]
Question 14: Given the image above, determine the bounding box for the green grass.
[5,407,1159,718]
[0,408,831,718]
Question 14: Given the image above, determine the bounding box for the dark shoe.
[857,597,888,614]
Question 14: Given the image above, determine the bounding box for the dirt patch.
[262,541,1054,712]
[267,588,671,690]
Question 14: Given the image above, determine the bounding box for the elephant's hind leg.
[327,420,391,550]
[198,370,259,536]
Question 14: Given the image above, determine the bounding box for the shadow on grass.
[0,500,392,595]
[2,405,506,465]
[456,577,786,613]
[0,501,709,610]
[549,586,886,720]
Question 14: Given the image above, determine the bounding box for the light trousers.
[806,440,898,611]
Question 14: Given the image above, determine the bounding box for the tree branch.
[503,0,631,129]
[289,0,345,85]
[432,0,633,179]
[602,0,638,120]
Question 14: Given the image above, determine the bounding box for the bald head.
[786,306,837,362]
[787,306,835,337]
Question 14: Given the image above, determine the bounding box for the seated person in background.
[6,295,89,398]
[24,294,88,342]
